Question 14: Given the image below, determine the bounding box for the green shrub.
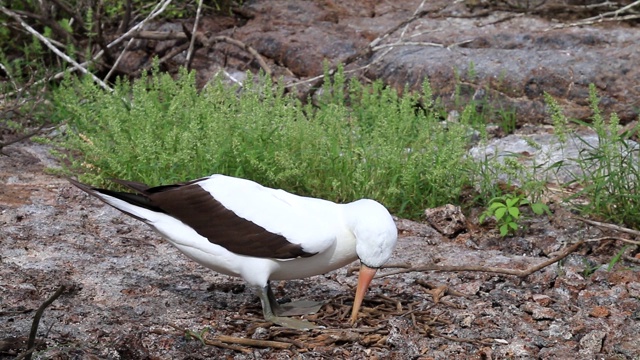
[52,65,476,219]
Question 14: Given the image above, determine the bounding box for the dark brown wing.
[146,181,315,259]
[70,178,315,259]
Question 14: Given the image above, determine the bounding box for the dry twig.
[0,5,112,92]
[16,285,66,360]
[378,241,585,278]
[0,0,173,100]
[0,123,48,153]
[572,215,640,237]
[215,334,293,349]
[546,0,640,30]
[291,1,448,100]
[584,236,640,246]
[186,0,204,70]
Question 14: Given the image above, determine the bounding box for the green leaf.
[506,196,521,208]
[488,202,506,211]
[499,224,509,236]
[494,207,507,220]
[479,213,487,224]
[530,202,550,215]
[508,222,518,230]
[508,206,520,219]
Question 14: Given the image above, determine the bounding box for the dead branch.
[624,253,640,264]
[584,236,640,246]
[0,123,48,152]
[572,216,640,237]
[127,31,270,79]
[103,38,135,81]
[16,285,66,360]
[371,41,444,51]
[0,5,112,92]
[546,0,640,30]
[377,241,584,278]
[415,279,469,299]
[185,0,204,70]
[1,0,174,100]
[125,30,189,41]
[291,1,448,101]
[167,324,293,352]
[196,34,273,77]
[202,338,251,353]
[118,0,133,33]
[214,334,293,349]
[11,9,73,44]
[347,262,412,276]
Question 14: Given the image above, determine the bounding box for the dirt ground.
[2,137,640,360]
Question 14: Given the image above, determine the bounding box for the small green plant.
[185,327,210,345]
[582,258,600,277]
[479,193,550,237]
[560,84,640,229]
[607,246,628,271]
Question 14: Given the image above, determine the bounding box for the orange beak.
[349,264,378,324]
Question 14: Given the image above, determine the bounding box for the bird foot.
[265,314,323,330]
[273,300,325,316]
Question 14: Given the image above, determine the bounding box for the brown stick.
[214,335,293,349]
[585,236,640,246]
[17,285,66,360]
[0,123,48,151]
[203,339,252,353]
[123,31,273,77]
[347,262,412,276]
[196,34,273,77]
[293,2,441,101]
[377,241,584,278]
[572,216,640,237]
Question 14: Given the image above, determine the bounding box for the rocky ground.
[2,140,640,359]
[3,0,640,359]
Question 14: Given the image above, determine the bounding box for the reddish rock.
[532,294,552,307]
[589,306,610,318]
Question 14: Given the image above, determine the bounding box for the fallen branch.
[347,262,412,276]
[291,0,447,101]
[585,236,640,246]
[16,285,66,360]
[546,0,640,30]
[0,0,173,100]
[124,30,272,77]
[0,123,48,153]
[202,338,251,353]
[214,334,293,349]
[572,215,640,237]
[415,279,469,299]
[185,0,204,69]
[377,241,585,278]
[0,5,112,92]
[196,34,272,77]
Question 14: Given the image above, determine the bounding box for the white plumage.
[71,174,398,329]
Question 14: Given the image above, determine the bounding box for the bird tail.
[68,178,165,222]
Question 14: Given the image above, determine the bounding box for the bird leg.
[266,282,324,317]
[255,283,321,330]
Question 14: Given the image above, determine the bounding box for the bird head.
[345,199,398,324]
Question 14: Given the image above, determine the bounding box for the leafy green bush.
[52,65,477,219]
